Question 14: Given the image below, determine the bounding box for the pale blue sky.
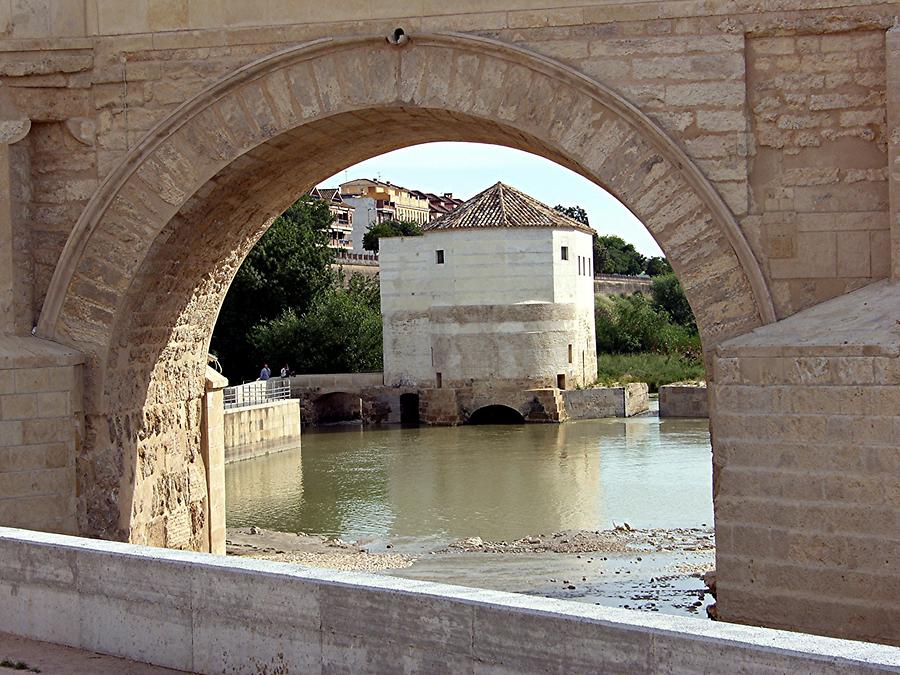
[318,142,663,257]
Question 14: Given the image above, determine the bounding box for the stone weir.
[289,374,649,427]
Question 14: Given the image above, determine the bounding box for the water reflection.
[225,414,712,550]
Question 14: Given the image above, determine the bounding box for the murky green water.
[225,409,713,552]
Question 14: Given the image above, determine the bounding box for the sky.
[317,142,663,257]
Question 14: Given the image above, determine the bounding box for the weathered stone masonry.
[0,0,897,646]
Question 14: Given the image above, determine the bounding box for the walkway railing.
[223,378,292,410]
[334,251,379,265]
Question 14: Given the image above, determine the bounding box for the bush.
[595,293,697,355]
[650,273,696,332]
[249,275,383,374]
[596,353,705,393]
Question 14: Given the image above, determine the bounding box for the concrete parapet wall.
[563,383,650,418]
[223,399,301,463]
[0,336,83,536]
[1,527,898,674]
[288,372,383,393]
[659,383,710,417]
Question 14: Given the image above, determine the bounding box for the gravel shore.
[227,528,414,572]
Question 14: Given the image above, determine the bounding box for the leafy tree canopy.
[362,219,423,252]
[644,256,673,277]
[249,274,383,374]
[553,204,590,226]
[650,273,696,333]
[593,234,646,276]
[210,195,336,381]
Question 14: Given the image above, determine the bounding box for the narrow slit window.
[568,344,573,364]
[436,372,443,388]
[561,246,569,261]
[435,249,445,264]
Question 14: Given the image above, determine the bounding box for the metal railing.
[223,378,292,410]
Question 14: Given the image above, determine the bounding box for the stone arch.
[468,405,527,425]
[312,391,364,425]
[35,32,775,545]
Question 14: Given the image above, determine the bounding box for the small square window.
[435,249,445,264]
[561,246,569,261]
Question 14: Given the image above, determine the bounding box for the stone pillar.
[201,366,228,555]
[0,84,31,335]
[712,282,900,646]
[0,336,83,535]
[888,26,900,280]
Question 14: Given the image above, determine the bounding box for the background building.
[409,190,465,221]
[380,182,597,391]
[309,187,354,251]
[340,178,431,225]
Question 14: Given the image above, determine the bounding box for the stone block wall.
[659,383,709,417]
[745,29,891,316]
[712,281,899,646]
[563,383,650,419]
[0,336,82,535]
[223,399,301,463]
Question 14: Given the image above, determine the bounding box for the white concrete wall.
[380,227,598,388]
[0,528,897,674]
[223,399,301,463]
[343,196,376,254]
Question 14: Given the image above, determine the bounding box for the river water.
[226,407,716,616]
[225,408,713,552]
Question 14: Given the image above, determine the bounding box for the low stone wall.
[659,383,709,417]
[563,383,650,418]
[594,275,652,296]
[223,399,301,463]
[1,528,897,674]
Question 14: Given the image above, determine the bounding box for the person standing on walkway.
[259,363,271,381]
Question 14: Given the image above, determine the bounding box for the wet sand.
[227,526,716,618]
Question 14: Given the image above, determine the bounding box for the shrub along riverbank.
[593,274,704,391]
[596,353,704,393]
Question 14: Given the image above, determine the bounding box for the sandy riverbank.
[227,526,716,617]
[227,528,415,572]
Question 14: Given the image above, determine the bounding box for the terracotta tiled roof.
[423,182,593,234]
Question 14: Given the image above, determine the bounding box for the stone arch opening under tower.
[468,405,526,425]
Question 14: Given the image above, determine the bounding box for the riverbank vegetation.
[210,196,383,381]
[593,273,704,391]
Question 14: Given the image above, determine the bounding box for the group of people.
[258,363,292,380]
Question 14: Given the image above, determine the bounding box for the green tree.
[210,196,336,381]
[593,235,646,276]
[249,275,383,374]
[553,204,590,226]
[362,219,423,252]
[650,273,696,332]
[644,256,672,277]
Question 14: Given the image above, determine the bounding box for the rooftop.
[423,182,594,234]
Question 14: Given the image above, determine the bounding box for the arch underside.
[37,34,772,544]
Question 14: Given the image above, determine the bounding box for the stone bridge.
[0,0,897,646]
